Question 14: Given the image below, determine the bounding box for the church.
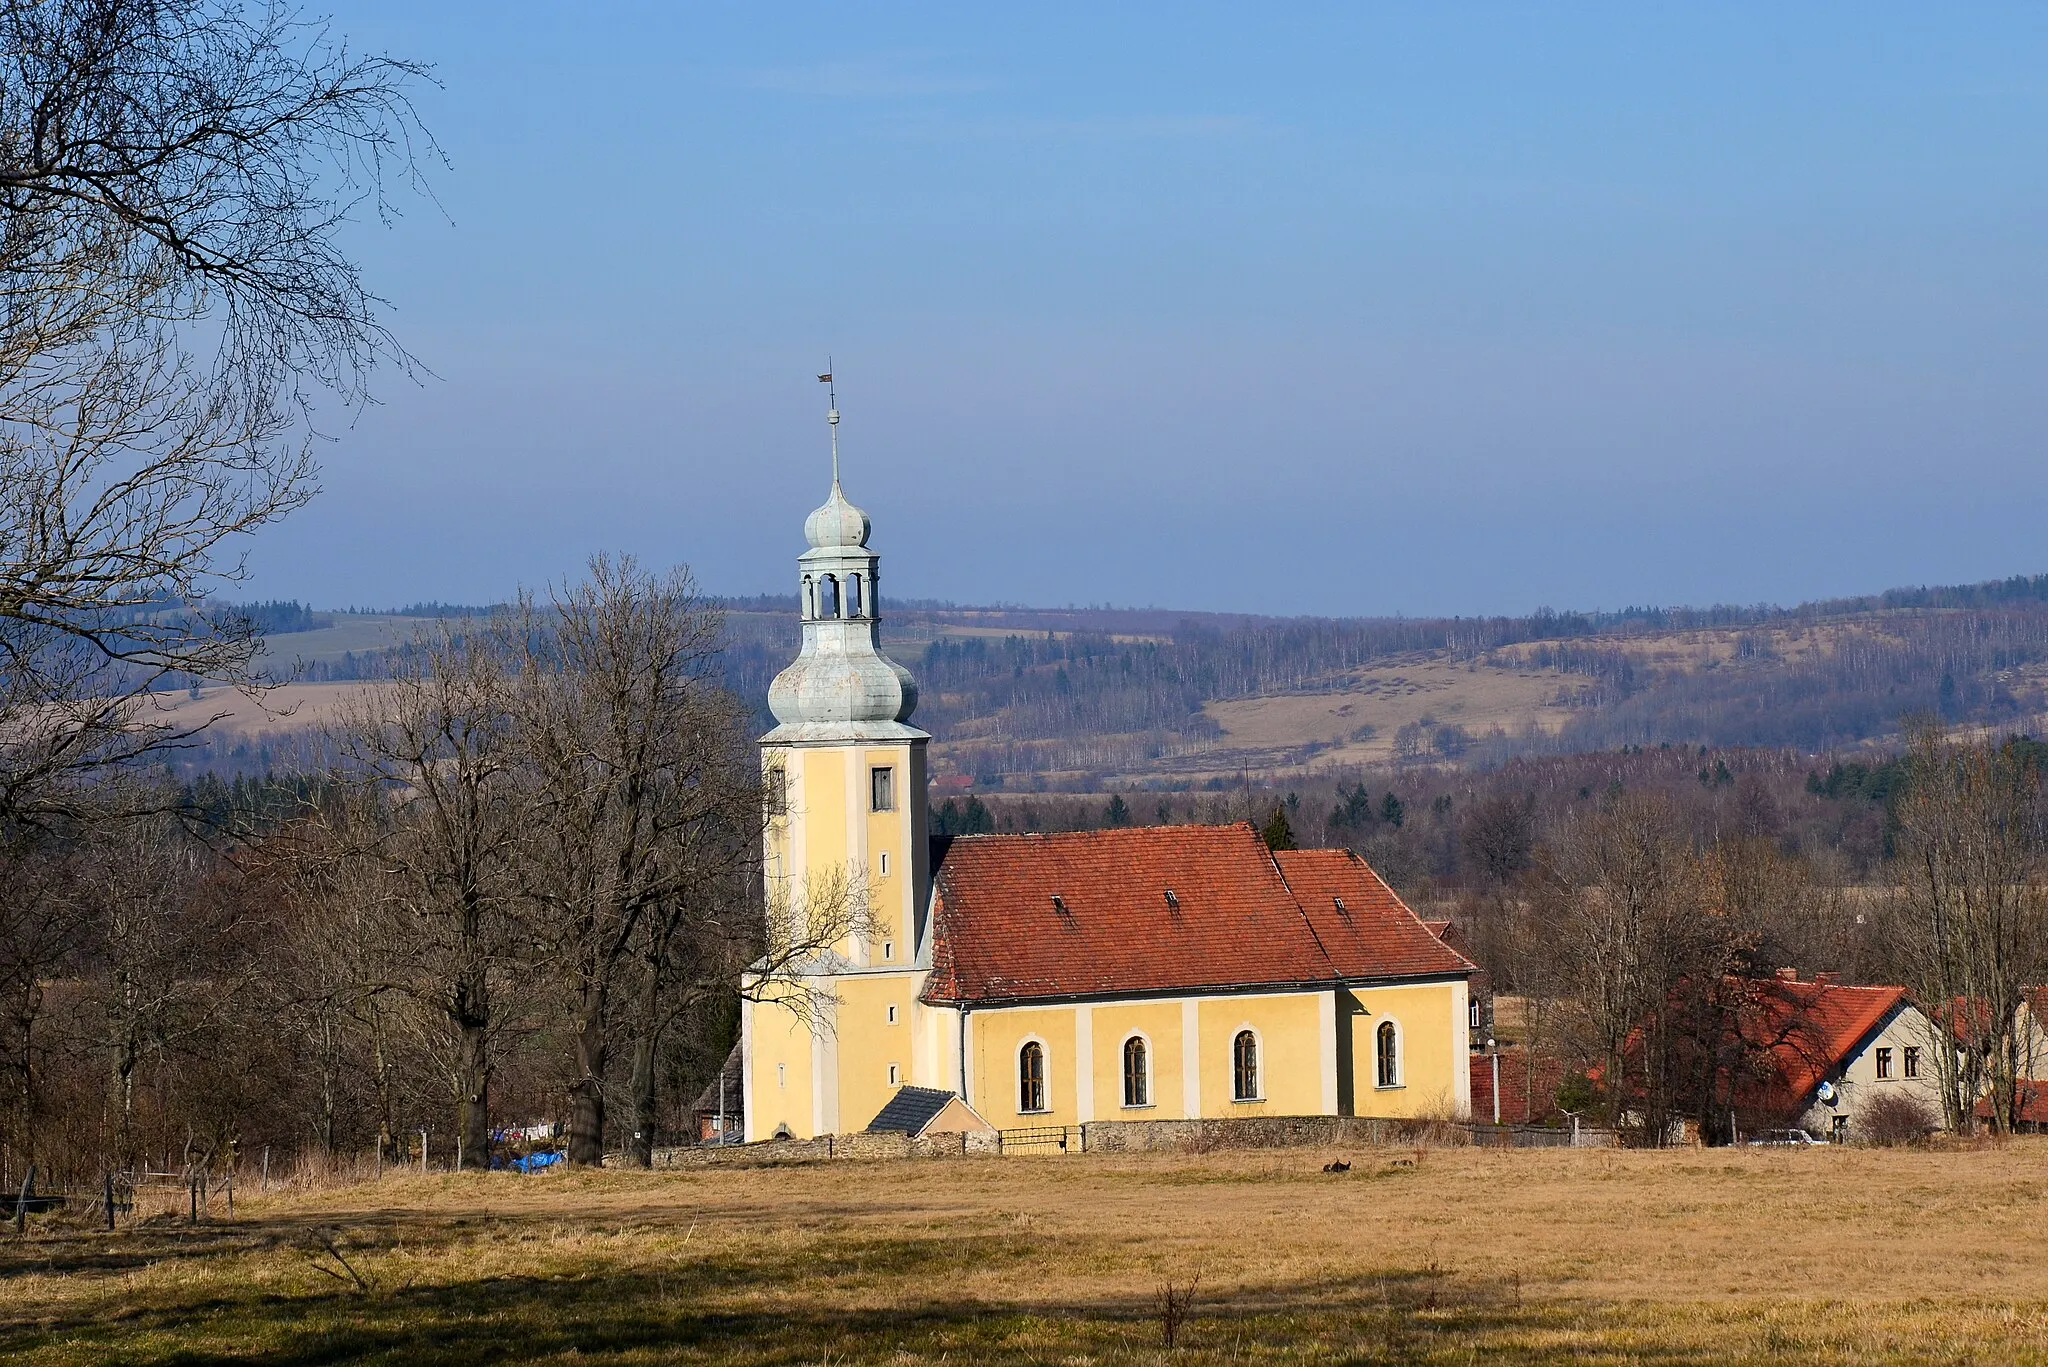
[741,452,1476,1142]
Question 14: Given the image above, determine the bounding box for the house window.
[888,1063,900,1086]
[1123,1036,1149,1107]
[1468,1000,1481,1030]
[1232,1030,1260,1101]
[1018,1041,1047,1113]
[886,1004,898,1025]
[1376,1020,1401,1088]
[1875,1047,1893,1080]
[1832,1115,1848,1142]
[871,766,896,812]
[1904,1046,1920,1079]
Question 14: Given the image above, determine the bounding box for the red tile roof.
[923,824,1471,1006]
[1625,976,1909,1117]
[1729,978,1907,1114]
[1272,848,1477,984]
[1976,1083,2048,1126]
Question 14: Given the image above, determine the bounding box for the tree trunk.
[625,1030,659,1168]
[567,1009,608,1166]
[455,1020,491,1170]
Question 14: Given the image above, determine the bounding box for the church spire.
[764,380,922,740]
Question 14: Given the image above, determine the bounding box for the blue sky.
[256,4,2048,617]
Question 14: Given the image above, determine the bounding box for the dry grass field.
[1202,657,1571,769]
[6,1144,2048,1364]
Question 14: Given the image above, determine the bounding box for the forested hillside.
[231,571,2048,785]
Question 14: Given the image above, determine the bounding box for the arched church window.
[1376,1020,1400,1088]
[845,573,863,618]
[1122,1036,1149,1107]
[1232,1030,1260,1101]
[1018,1041,1046,1113]
[818,574,839,619]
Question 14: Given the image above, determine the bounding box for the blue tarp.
[490,1150,564,1174]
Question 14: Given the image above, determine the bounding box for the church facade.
[741,471,1475,1142]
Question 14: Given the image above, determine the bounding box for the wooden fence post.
[261,1147,269,1195]
[188,1176,197,1224]
[104,1172,115,1231]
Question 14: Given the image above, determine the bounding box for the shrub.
[1858,1092,1936,1147]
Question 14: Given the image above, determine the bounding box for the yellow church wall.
[831,971,921,1133]
[860,741,916,962]
[971,1006,1080,1126]
[794,747,848,877]
[1344,981,1466,1118]
[1088,1001,1187,1117]
[744,990,817,1141]
[1199,992,1327,1115]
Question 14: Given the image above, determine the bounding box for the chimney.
[1776,967,1800,982]
[1814,972,1840,987]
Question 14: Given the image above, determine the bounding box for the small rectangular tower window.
[767,765,787,815]
[870,766,895,812]
[882,940,895,961]
[879,851,890,877]
[888,1064,900,1086]
[887,1004,898,1024]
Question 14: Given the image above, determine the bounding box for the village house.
[740,466,1476,1141]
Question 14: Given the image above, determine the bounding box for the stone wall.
[638,1115,1612,1169]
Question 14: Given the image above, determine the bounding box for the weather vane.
[817,360,839,485]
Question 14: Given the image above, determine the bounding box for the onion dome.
[804,481,870,550]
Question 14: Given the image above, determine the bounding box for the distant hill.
[208,570,2048,785]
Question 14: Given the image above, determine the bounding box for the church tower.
[744,397,932,1140]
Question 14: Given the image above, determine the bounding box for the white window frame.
[1120,1031,1155,1110]
[1374,1016,1405,1089]
[1230,1025,1265,1103]
[1017,1036,1052,1115]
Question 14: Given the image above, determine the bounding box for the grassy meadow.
[5,1143,2048,1364]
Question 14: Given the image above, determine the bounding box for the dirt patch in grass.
[5,1146,2048,1363]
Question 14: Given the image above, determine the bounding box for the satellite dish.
[1817,1080,1838,1105]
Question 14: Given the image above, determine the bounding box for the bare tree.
[325,624,526,1170]
[1546,794,1739,1143]
[1885,724,2048,1133]
[0,0,433,822]
[506,557,751,1166]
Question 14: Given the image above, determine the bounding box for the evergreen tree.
[1379,792,1405,829]
[1261,803,1297,851]
[1104,793,1132,827]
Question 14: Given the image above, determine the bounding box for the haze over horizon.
[251,4,2048,619]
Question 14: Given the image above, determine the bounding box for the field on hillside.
[7,1144,2048,1364]
[1200,655,1571,771]
[141,682,377,738]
